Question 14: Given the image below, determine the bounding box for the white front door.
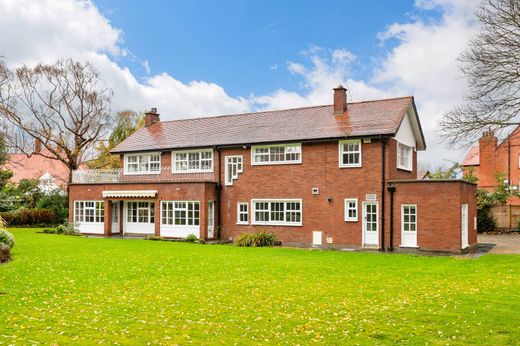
[363,202,379,246]
[401,205,417,247]
[207,201,215,238]
[111,201,120,234]
[124,201,155,234]
[461,204,469,249]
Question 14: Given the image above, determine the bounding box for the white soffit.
[102,190,158,198]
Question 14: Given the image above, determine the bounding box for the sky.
[0,0,481,167]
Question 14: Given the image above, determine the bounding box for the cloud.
[0,0,250,119]
[0,0,481,165]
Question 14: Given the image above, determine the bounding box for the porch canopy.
[101,190,158,198]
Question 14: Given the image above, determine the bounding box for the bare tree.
[439,0,520,144]
[0,59,113,184]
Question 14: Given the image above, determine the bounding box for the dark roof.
[112,96,422,153]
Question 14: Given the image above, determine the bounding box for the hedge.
[0,208,60,226]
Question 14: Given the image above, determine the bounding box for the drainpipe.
[380,136,386,252]
[387,183,396,251]
[216,147,222,240]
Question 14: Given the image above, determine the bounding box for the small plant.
[234,232,277,247]
[55,223,80,236]
[145,235,163,241]
[41,228,56,234]
[184,234,198,242]
[0,229,15,249]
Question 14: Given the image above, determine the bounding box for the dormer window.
[124,153,161,174]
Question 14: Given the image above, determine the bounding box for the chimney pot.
[333,85,347,115]
[144,108,160,127]
[34,139,42,154]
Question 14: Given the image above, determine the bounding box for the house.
[6,140,69,192]
[461,128,520,229]
[69,86,477,253]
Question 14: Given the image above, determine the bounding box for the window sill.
[339,164,362,168]
[345,219,358,222]
[236,222,249,225]
[251,222,302,227]
[399,245,419,248]
[396,166,412,172]
[251,161,302,166]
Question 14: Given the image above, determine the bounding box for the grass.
[1,228,519,345]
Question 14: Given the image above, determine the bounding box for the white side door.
[362,202,379,247]
[111,201,120,234]
[461,204,469,249]
[401,205,417,247]
[207,201,215,238]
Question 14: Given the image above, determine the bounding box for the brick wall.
[387,180,477,252]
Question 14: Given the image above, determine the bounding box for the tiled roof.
[112,96,418,153]
[461,145,479,166]
[5,150,70,186]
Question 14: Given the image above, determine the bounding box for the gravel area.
[478,233,520,254]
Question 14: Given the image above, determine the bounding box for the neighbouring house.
[461,128,520,230]
[69,86,477,253]
[5,140,69,192]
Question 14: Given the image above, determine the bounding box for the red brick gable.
[112,96,417,153]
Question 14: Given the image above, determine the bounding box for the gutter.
[380,135,386,252]
[216,147,222,240]
[387,183,396,252]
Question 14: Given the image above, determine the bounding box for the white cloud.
[0,0,250,119]
[0,0,481,165]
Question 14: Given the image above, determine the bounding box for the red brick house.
[461,128,520,229]
[69,86,477,253]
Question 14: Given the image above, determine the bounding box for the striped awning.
[102,190,158,198]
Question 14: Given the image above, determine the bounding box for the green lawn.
[1,229,519,345]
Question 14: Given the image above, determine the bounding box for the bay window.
[397,143,413,171]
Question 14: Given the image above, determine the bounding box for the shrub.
[234,232,277,247]
[37,190,68,223]
[0,243,10,263]
[0,229,15,249]
[184,234,198,242]
[145,235,163,241]
[0,208,58,226]
[55,223,79,235]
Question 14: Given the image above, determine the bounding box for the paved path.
[478,234,520,254]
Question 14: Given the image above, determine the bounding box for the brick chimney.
[34,138,42,154]
[144,108,160,127]
[333,85,347,115]
[478,129,498,188]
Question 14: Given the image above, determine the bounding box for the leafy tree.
[439,0,520,144]
[16,179,43,209]
[87,110,144,169]
[427,162,461,180]
[37,189,68,223]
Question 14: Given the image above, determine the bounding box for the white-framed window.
[161,201,200,226]
[339,140,362,167]
[225,156,243,186]
[127,201,155,223]
[401,205,417,232]
[397,143,413,171]
[172,149,213,173]
[344,198,358,222]
[124,153,161,174]
[251,143,302,165]
[237,202,249,224]
[251,199,302,226]
[74,201,104,223]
